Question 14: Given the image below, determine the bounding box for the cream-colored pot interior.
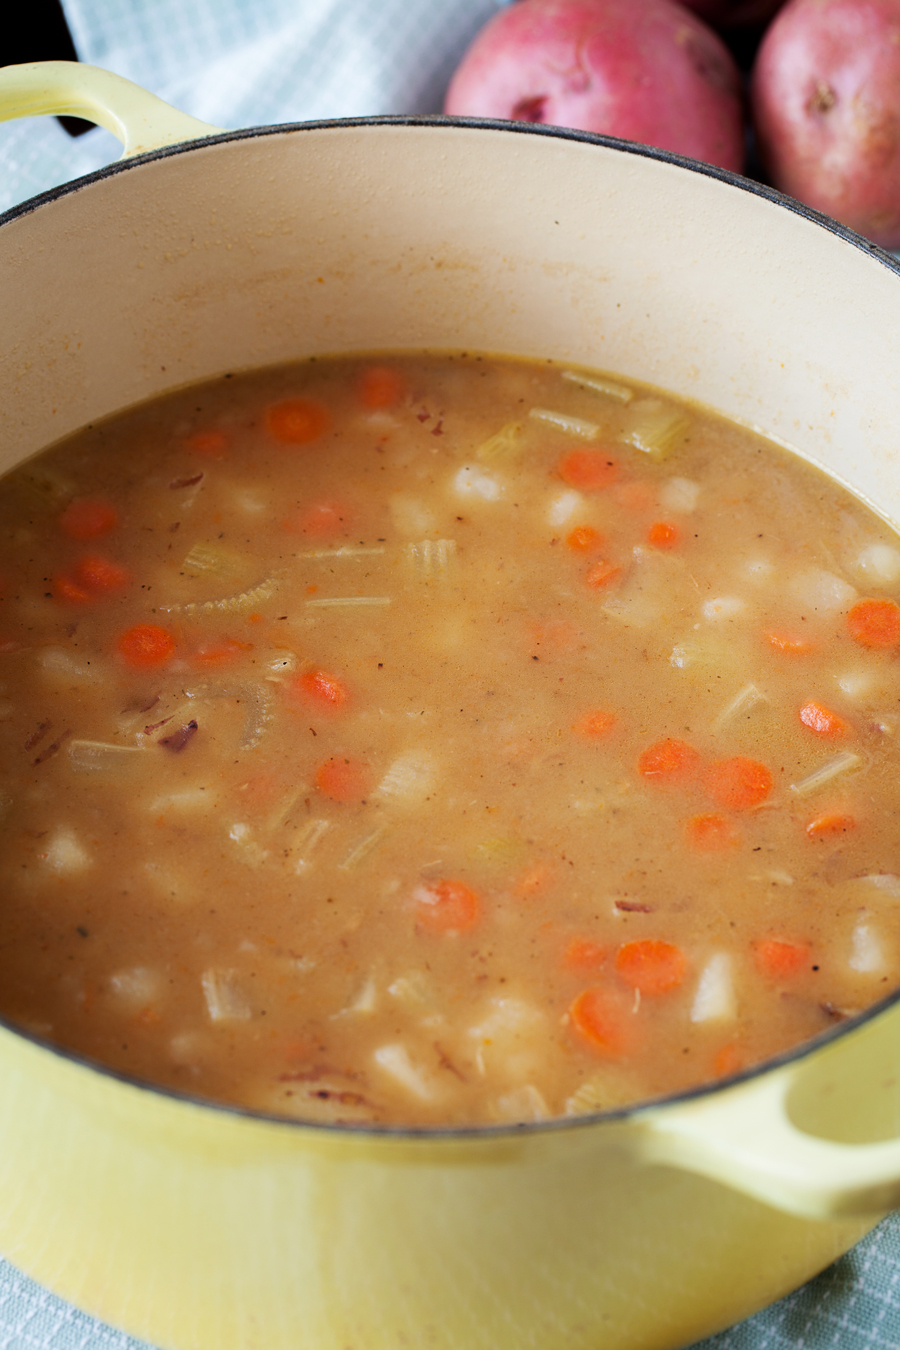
[2,62,900,1350]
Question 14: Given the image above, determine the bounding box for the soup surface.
[1,353,899,1126]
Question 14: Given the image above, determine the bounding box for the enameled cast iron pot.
[3,60,900,1350]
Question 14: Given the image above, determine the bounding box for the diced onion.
[702,596,745,621]
[201,968,252,1022]
[453,465,503,500]
[690,954,737,1024]
[375,751,437,806]
[547,490,584,526]
[372,1043,436,1100]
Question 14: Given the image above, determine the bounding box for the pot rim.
[4,111,900,1141]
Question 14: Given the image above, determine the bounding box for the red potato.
[444,0,745,173]
[753,0,900,247]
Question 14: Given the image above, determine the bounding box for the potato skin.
[444,0,745,173]
[753,0,900,247]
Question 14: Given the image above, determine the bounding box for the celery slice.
[69,739,146,771]
[300,547,385,559]
[293,818,331,873]
[620,400,690,461]
[403,539,457,578]
[561,370,633,403]
[790,752,862,797]
[713,683,768,733]
[476,421,524,462]
[305,596,392,608]
[528,408,600,440]
[339,824,389,872]
[161,575,278,616]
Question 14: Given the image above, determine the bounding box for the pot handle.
[0,61,222,158]
[639,1014,900,1221]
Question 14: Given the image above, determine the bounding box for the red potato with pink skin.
[753,0,900,248]
[444,0,745,173]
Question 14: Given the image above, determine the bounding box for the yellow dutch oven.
[2,60,900,1350]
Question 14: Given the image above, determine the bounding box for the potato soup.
[1,353,899,1127]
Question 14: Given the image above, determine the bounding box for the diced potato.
[453,465,503,501]
[201,968,252,1022]
[787,567,856,615]
[849,922,888,975]
[372,1043,439,1100]
[853,543,900,584]
[107,966,165,1011]
[691,954,737,1024]
[547,489,583,526]
[658,477,700,513]
[493,1084,551,1122]
[42,827,91,874]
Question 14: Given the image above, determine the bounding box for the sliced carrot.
[806,811,856,839]
[564,938,607,969]
[752,938,811,979]
[284,500,351,537]
[799,700,848,738]
[637,738,701,785]
[647,521,679,549]
[569,987,635,1055]
[686,812,741,852]
[358,365,406,409]
[704,757,772,811]
[266,398,330,445]
[573,708,617,739]
[59,498,119,540]
[117,624,176,669]
[185,429,228,458]
[192,637,252,668]
[765,630,815,655]
[847,598,900,648]
[612,481,655,512]
[615,939,687,995]
[584,560,621,590]
[314,756,369,802]
[56,554,131,601]
[290,669,348,711]
[413,879,481,934]
[558,450,618,491]
[713,1043,745,1078]
[566,525,604,553]
[513,862,553,898]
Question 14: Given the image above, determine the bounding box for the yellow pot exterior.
[0,1024,877,1350]
[2,68,900,1350]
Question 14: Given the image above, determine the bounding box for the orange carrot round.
[806,811,856,839]
[284,500,351,537]
[558,450,618,491]
[847,598,900,648]
[314,756,369,802]
[266,398,330,445]
[74,554,131,594]
[291,669,348,711]
[584,560,621,590]
[116,624,176,669]
[647,521,679,548]
[59,498,119,540]
[612,481,655,512]
[564,938,607,969]
[686,812,741,852]
[615,939,687,995]
[573,708,617,739]
[185,429,228,458]
[713,1042,745,1078]
[569,986,634,1055]
[358,365,406,409]
[192,637,251,668]
[638,738,701,785]
[766,630,815,655]
[799,700,848,738]
[704,757,772,811]
[566,525,604,553]
[413,879,481,934]
[752,938,811,979]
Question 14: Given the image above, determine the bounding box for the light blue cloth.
[0,3,899,1346]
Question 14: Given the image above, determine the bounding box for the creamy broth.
[0,353,899,1126]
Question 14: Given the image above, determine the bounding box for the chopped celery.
[293,818,331,873]
[790,752,862,798]
[182,541,251,580]
[300,546,385,559]
[69,739,146,771]
[338,824,389,872]
[305,595,392,608]
[404,539,457,578]
[184,682,272,748]
[561,370,633,403]
[713,683,768,733]
[161,575,278,617]
[620,400,690,461]
[528,408,600,440]
[476,421,524,462]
